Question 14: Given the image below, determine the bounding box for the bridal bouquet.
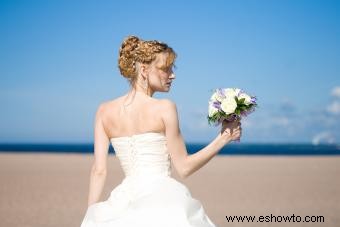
[207,88,258,126]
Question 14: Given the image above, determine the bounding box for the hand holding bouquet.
[207,88,258,141]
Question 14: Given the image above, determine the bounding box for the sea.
[0,143,339,155]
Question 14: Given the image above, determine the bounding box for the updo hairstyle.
[118,35,176,86]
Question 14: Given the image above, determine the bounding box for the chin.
[161,86,170,91]
[155,86,171,93]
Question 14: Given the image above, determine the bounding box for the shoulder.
[93,103,106,122]
[158,99,179,123]
[158,99,180,133]
[158,98,177,112]
[94,100,114,119]
[96,96,124,113]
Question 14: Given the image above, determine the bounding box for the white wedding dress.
[80,132,216,227]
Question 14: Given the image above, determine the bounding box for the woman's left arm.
[87,104,110,207]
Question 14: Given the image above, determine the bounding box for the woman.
[80,35,242,227]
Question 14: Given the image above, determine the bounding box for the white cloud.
[312,131,335,145]
[327,101,340,115]
[331,86,340,99]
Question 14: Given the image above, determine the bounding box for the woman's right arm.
[161,99,241,179]
[87,104,110,207]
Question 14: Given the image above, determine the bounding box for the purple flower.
[212,101,221,109]
[250,96,257,104]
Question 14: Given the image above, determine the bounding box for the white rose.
[224,88,237,98]
[238,93,252,105]
[220,97,237,114]
[208,103,219,117]
[210,92,223,102]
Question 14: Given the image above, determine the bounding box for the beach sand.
[0,152,339,227]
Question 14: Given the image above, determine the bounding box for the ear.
[140,64,149,79]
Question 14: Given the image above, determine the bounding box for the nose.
[170,73,175,79]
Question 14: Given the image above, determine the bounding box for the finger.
[225,128,231,134]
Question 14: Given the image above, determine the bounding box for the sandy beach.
[0,152,339,227]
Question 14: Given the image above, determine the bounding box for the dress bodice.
[110,132,171,178]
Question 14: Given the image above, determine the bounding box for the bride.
[80,35,242,227]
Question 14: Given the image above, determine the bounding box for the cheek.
[150,70,168,82]
[148,73,161,84]
[160,71,169,80]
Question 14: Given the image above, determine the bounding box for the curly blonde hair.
[118,35,177,87]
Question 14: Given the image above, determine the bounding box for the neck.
[131,84,154,97]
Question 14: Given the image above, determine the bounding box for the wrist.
[216,133,232,146]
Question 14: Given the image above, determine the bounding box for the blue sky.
[1,0,339,144]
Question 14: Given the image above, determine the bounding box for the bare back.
[92,91,193,179]
[100,92,166,138]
